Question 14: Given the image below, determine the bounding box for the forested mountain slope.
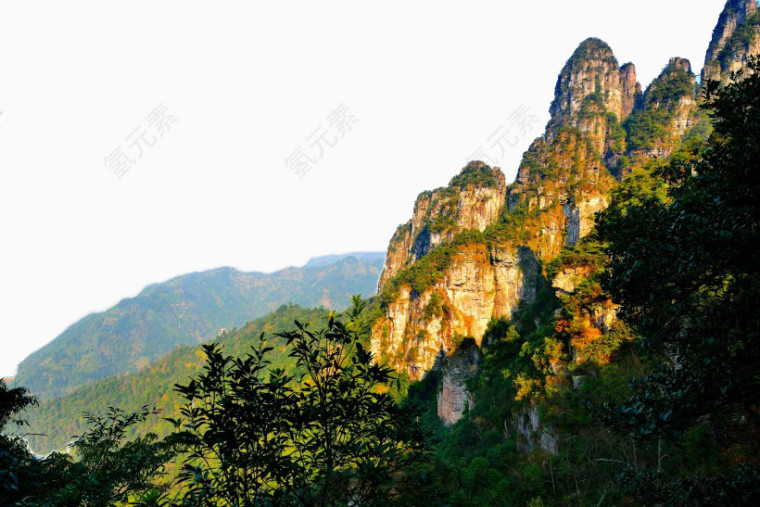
[16,253,382,399]
[23,305,329,455]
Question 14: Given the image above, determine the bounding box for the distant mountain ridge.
[15,252,384,399]
[305,251,385,268]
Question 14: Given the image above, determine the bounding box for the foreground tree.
[597,59,760,501]
[32,406,178,505]
[0,382,38,503]
[1,380,175,505]
[171,297,426,506]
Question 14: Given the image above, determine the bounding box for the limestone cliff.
[703,0,760,84]
[437,340,481,426]
[372,11,743,426]
[372,241,539,379]
[514,404,558,455]
[371,39,626,382]
[377,162,507,293]
[547,38,638,159]
[620,63,643,120]
[623,57,699,171]
[549,38,626,122]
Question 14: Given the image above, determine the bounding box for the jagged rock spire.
[545,38,642,161]
[549,38,624,123]
[547,37,640,155]
[620,63,642,119]
[703,0,760,83]
[622,56,698,170]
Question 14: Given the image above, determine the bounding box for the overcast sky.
[0,1,728,377]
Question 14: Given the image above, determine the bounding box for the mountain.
[348,2,760,502]
[370,0,759,428]
[703,0,760,84]
[7,2,760,503]
[22,304,330,455]
[370,40,700,382]
[304,251,385,268]
[15,254,384,400]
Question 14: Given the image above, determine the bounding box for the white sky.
[0,1,728,378]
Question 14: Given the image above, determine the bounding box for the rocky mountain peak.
[619,62,642,119]
[726,0,757,23]
[643,57,696,110]
[619,56,698,167]
[549,38,624,124]
[376,162,507,293]
[703,0,760,83]
[668,56,693,74]
[545,38,646,162]
[370,9,741,407]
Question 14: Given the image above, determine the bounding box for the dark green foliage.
[428,214,456,234]
[645,64,695,105]
[617,465,760,505]
[624,110,670,152]
[0,383,37,436]
[570,38,615,63]
[402,291,641,505]
[545,237,606,282]
[171,298,426,505]
[578,77,606,120]
[0,382,38,502]
[484,198,537,244]
[29,407,178,506]
[598,163,669,221]
[16,255,384,400]
[1,382,176,505]
[421,292,443,322]
[401,321,529,504]
[605,112,627,153]
[449,162,499,190]
[623,62,696,152]
[598,60,760,496]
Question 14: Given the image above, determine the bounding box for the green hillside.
[22,304,330,455]
[15,254,383,400]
